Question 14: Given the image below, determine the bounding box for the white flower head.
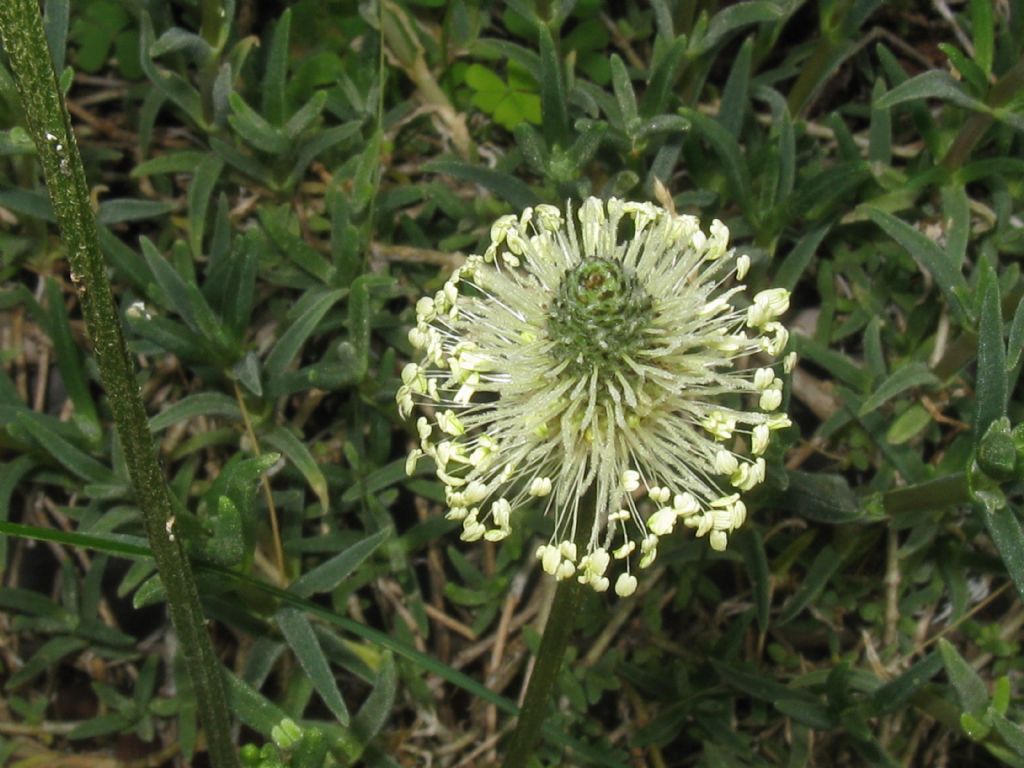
[398,198,790,595]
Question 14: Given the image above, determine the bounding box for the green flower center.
[547,258,654,371]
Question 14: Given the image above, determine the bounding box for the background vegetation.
[2,0,1024,766]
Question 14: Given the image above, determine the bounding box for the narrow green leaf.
[125,314,213,362]
[133,573,166,608]
[1007,297,1024,371]
[538,24,569,147]
[288,121,362,187]
[341,458,409,503]
[0,585,68,619]
[649,0,673,40]
[425,159,536,210]
[139,236,228,348]
[752,86,796,208]
[223,669,289,736]
[778,544,844,624]
[874,70,990,112]
[289,528,391,598]
[692,1,785,55]
[0,521,150,560]
[351,653,397,745]
[42,0,69,73]
[735,528,770,632]
[868,78,891,163]
[793,335,871,391]
[346,274,393,380]
[868,651,943,715]
[718,36,752,138]
[775,101,794,201]
[137,88,165,156]
[204,228,256,332]
[857,363,938,416]
[774,226,829,292]
[16,411,115,484]
[264,288,346,375]
[876,44,941,150]
[261,211,334,283]
[228,92,289,154]
[263,425,329,514]
[44,278,100,440]
[131,150,209,177]
[938,638,989,712]
[98,225,150,292]
[863,317,886,379]
[210,136,275,183]
[210,64,238,127]
[0,456,36,569]
[641,34,686,116]
[284,90,327,139]
[140,14,206,128]
[939,43,990,97]
[711,659,819,704]
[974,264,1006,443]
[514,122,547,176]
[942,184,971,268]
[68,712,133,740]
[886,404,932,445]
[969,0,994,75]
[6,635,88,689]
[609,54,638,127]
[96,199,176,225]
[867,208,968,323]
[564,123,606,169]
[187,154,224,257]
[352,128,381,213]
[634,114,689,138]
[262,9,291,125]
[991,713,1024,756]
[149,26,214,62]
[0,188,54,219]
[276,607,350,725]
[787,160,870,222]
[977,503,1024,605]
[773,698,834,730]
[149,393,242,432]
[678,107,754,219]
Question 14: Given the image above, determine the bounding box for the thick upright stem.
[0,4,239,766]
[501,492,597,768]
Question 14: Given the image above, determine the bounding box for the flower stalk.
[502,570,586,768]
[0,3,238,766]
[501,489,596,768]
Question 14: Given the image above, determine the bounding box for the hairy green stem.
[0,4,239,766]
[502,493,597,768]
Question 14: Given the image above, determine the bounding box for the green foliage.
[3,0,1024,766]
